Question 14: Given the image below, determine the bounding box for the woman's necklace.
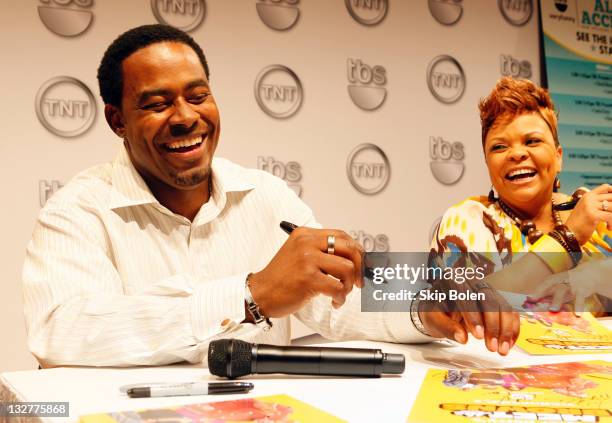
[497,199,563,244]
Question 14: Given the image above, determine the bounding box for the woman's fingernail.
[454,331,465,343]
[500,341,509,355]
[475,325,484,339]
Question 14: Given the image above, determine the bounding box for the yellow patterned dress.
[430,194,611,314]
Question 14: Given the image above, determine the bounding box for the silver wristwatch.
[245,274,272,331]
[410,290,432,337]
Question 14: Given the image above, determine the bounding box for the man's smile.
[157,133,208,163]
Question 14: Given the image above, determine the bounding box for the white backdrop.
[0,0,540,371]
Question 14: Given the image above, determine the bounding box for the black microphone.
[208,339,405,379]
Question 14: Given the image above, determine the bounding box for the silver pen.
[127,381,254,398]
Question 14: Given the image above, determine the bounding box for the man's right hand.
[248,227,364,318]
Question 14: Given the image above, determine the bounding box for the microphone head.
[208,339,253,379]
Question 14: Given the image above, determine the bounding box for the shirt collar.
[109,145,255,211]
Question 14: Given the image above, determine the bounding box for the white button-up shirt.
[23,146,429,367]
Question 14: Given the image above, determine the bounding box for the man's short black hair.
[97,24,210,108]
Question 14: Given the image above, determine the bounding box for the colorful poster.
[516,311,612,354]
[79,394,345,423]
[540,0,612,191]
[408,361,612,422]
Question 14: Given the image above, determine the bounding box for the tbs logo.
[258,156,303,197]
[428,0,463,26]
[500,55,532,79]
[151,0,206,32]
[498,0,532,26]
[427,55,465,104]
[38,0,94,37]
[345,0,388,26]
[256,0,300,31]
[349,231,389,252]
[347,59,387,111]
[429,136,465,185]
[39,180,63,207]
[254,65,303,119]
[35,76,97,138]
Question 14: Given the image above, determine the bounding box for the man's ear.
[104,104,126,139]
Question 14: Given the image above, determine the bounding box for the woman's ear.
[556,144,563,173]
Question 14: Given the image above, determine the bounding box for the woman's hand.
[565,184,612,245]
[527,258,612,313]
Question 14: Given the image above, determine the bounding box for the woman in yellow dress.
[429,77,612,353]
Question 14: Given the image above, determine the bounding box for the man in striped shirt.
[23,24,517,367]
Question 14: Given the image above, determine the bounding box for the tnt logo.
[39,180,63,207]
[38,0,94,37]
[349,231,389,252]
[151,0,206,32]
[258,157,303,197]
[35,76,97,138]
[427,55,466,104]
[254,65,303,119]
[429,136,465,185]
[347,143,390,195]
[347,59,387,111]
[256,0,300,31]
[500,55,532,79]
[345,0,388,26]
[498,0,532,26]
[428,0,463,26]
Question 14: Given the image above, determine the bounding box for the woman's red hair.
[479,77,559,147]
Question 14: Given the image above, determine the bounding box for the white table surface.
[2,320,611,423]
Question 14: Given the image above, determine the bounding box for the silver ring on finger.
[603,199,609,212]
[327,235,336,255]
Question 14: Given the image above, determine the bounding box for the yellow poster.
[408,361,612,422]
[516,312,612,355]
[80,394,345,423]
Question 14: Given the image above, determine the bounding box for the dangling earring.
[488,186,498,202]
[553,177,561,193]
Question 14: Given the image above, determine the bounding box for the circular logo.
[498,0,532,26]
[35,76,97,138]
[426,55,466,104]
[256,0,300,31]
[254,65,303,119]
[38,0,94,37]
[345,0,388,26]
[346,143,390,195]
[151,0,206,32]
[428,0,463,26]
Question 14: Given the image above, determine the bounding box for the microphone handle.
[252,344,387,377]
